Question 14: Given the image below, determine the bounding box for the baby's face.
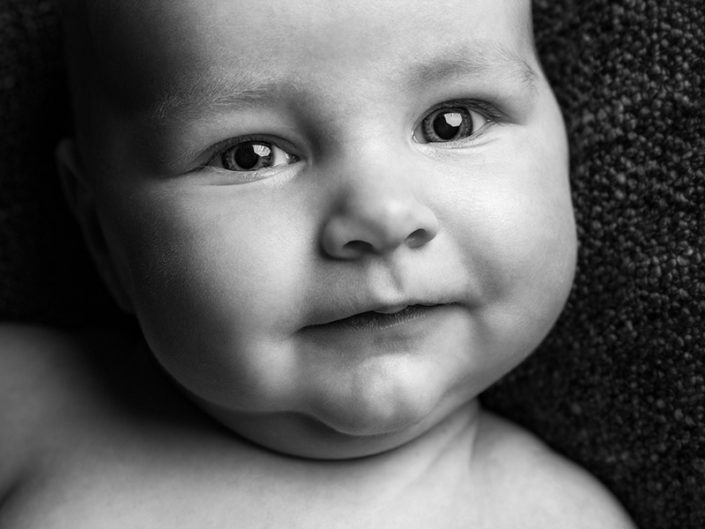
[68,0,575,458]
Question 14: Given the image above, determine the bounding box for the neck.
[282,399,481,491]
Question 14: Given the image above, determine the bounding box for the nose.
[320,172,439,260]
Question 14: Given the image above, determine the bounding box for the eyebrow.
[150,41,539,122]
[151,77,291,121]
[405,43,539,94]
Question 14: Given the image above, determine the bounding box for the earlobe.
[55,138,135,314]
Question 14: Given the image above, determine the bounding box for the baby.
[0,0,636,527]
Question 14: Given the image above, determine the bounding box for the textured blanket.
[1,1,703,527]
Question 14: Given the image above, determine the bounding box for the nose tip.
[320,197,439,259]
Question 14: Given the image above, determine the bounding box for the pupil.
[432,111,467,141]
[234,142,271,170]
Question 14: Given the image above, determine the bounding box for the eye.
[416,105,491,143]
[216,140,298,172]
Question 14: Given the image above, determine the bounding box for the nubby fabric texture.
[0,1,703,527]
[485,2,705,527]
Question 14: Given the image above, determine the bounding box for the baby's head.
[58,0,576,459]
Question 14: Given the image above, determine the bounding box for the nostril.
[406,229,429,248]
[343,240,375,255]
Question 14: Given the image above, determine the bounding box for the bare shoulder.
[0,322,93,382]
[0,323,107,414]
[0,324,90,454]
[474,409,637,529]
[0,323,139,494]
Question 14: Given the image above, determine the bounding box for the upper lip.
[369,304,413,315]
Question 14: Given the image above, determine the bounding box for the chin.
[188,353,478,459]
[314,385,443,441]
[208,398,479,460]
[302,357,447,438]
[196,379,462,460]
[314,394,429,438]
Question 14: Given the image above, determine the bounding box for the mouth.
[310,304,452,331]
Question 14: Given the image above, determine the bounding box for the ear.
[55,138,135,313]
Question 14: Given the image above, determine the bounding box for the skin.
[58,0,577,461]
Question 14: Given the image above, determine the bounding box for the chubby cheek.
[455,136,576,369]
[100,183,312,407]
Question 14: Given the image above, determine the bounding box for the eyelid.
[427,99,507,122]
[205,134,299,164]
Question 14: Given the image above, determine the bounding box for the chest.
[2,453,479,529]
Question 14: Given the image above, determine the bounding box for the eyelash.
[203,99,503,175]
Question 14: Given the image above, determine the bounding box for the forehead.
[74,0,534,112]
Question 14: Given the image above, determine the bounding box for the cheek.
[122,188,304,315]
[451,132,576,357]
[488,169,575,297]
[483,119,574,301]
[98,185,313,400]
